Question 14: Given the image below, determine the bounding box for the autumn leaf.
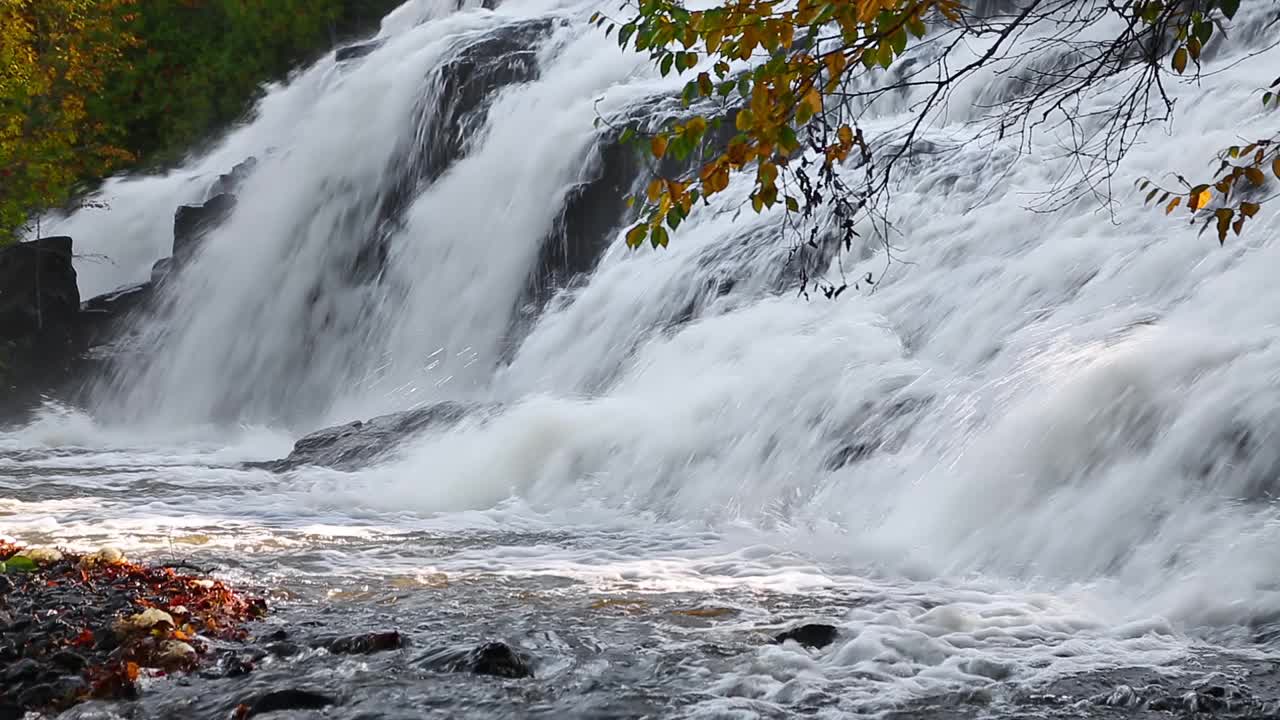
[1189,187,1212,211]
[651,134,669,158]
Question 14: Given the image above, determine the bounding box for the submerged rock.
[774,623,839,650]
[336,40,383,61]
[418,641,534,679]
[321,630,404,655]
[254,401,488,471]
[244,688,335,717]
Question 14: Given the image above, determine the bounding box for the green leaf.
[619,23,637,46]
[877,42,894,69]
[796,101,813,125]
[666,205,684,230]
[779,125,799,153]
[5,556,37,572]
[660,53,674,76]
[890,27,907,55]
[651,224,670,248]
[1220,0,1239,18]
[619,127,635,144]
[1194,19,1213,44]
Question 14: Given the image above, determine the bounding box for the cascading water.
[8,0,1280,716]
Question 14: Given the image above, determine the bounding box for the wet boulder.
[774,623,839,650]
[79,283,153,340]
[207,157,258,198]
[418,641,534,679]
[0,237,84,420]
[320,630,404,655]
[0,236,79,339]
[336,40,383,62]
[254,401,490,471]
[244,689,335,717]
[173,192,237,262]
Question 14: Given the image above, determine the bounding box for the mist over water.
[12,0,1280,713]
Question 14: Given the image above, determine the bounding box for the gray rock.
[173,193,237,261]
[253,401,489,471]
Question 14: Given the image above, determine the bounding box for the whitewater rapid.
[10,0,1280,714]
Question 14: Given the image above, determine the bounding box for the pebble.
[15,548,63,564]
[117,608,174,633]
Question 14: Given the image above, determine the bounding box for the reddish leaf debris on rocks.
[0,540,267,716]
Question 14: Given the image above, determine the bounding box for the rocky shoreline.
[0,539,553,719]
[0,540,266,718]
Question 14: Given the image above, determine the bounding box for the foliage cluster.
[0,0,401,245]
[596,0,1277,268]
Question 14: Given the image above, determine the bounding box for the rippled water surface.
[7,430,1280,719]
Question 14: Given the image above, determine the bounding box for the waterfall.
[38,0,1280,627]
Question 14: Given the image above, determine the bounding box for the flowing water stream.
[6,0,1280,716]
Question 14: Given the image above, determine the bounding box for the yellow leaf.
[1272,156,1280,180]
[837,125,854,148]
[1246,167,1266,186]
[1165,196,1181,214]
[824,51,847,79]
[759,160,777,187]
[625,224,648,248]
[646,179,663,202]
[803,88,822,117]
[1190,187,1211,211]
[651,134,668,159]
[1240,201,1260,218]
[1172,47,1188,74]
